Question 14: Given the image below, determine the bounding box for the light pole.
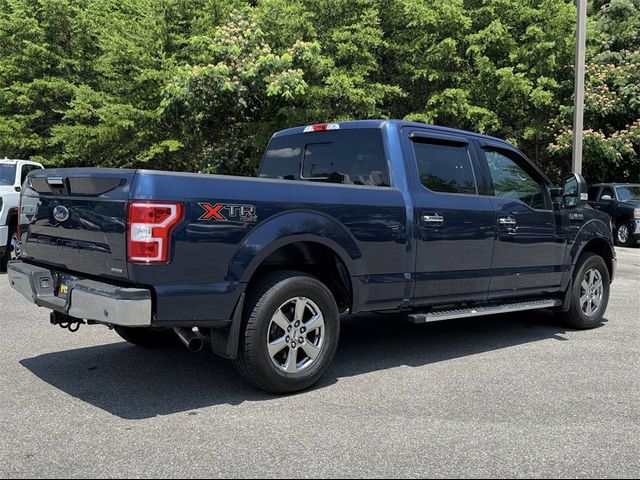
[572,0,588,174]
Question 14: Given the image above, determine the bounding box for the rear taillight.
[127,202,183,264]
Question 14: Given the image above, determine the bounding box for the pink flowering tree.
[549,1,640,182]
[161,8,321,175]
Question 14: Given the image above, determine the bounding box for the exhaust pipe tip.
[174,327,205,353]
[187,338,204,353]
[187,337,204,353]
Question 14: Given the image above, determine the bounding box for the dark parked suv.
[588,183,640,247]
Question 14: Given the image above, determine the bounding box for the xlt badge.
[198,203,257,223]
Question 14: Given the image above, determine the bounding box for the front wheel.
[0,226,17,272]
[616,223,636,247]
[559,252,610,329]
[233,271,340,394]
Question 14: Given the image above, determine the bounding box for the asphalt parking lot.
[1,248,639,479]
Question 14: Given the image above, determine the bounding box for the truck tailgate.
[20,169,135,280]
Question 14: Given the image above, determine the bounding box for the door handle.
[498,216,517,227]
[422,214,444,226]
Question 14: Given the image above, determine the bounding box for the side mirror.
[563,173,588,208]
[600,195,613,202]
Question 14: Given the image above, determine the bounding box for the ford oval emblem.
[53,205,70,223]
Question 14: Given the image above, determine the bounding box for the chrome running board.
[407,299,562,324]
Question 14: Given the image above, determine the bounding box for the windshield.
[617,185,640,202]
[0,164,17,186]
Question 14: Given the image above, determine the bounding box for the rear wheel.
[616,223,636,247]
[233,271,340,394]
[114,327,179,348]
[559,252,610,329]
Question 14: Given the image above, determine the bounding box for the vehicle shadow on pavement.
[20,309,584,420]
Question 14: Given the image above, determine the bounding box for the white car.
[0,159,44,270]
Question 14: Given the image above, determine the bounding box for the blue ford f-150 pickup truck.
[7,120,616,393]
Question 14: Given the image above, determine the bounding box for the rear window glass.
[260,129,390,187]
[0,164,17,186]
[413,141,477,195]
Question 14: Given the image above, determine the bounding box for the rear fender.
[212,211,360,360]
[226,211,360,284]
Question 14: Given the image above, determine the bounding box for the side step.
[407,299,562,324]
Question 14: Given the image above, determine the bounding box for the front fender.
[226,210,361,283]
[567,218,615,275]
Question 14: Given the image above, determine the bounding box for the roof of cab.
[271,119,509,145]
[1,158,27,164]
[0,158,42,166]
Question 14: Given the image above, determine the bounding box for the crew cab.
[588,183,640,247]
[0,159,43,270]
[7,121,616,394]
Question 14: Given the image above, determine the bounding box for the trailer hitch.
[50,312,85,332]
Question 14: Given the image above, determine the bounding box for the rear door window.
[412,140,478,195]
[260,129,390,187]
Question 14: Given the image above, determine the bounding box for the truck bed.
[22,168,407,324]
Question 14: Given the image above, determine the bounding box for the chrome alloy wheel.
[617,224,630,245]
[10,233,22,260]
[580,268,604,317]
[266,297,325,374]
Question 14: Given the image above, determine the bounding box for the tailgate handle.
[47,177,65,186]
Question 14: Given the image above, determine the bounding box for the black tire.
[0,247,8,272]
[615,223,636,247]
[233,271,340,394]
[0,224,16,272]
[114,326,179,348]
[559,252,610,329]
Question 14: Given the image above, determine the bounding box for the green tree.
[384,0,576,175]
[160,7,321,174]
[0,0,97,164]
[0,0,637,183]
[49,0,235,169]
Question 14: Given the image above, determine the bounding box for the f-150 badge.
[198,203,257,223]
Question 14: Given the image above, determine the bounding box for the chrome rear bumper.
[7,261,152,327]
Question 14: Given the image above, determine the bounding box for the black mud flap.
[210,293,245,359]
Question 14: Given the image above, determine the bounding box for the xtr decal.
[198,203,257,223]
